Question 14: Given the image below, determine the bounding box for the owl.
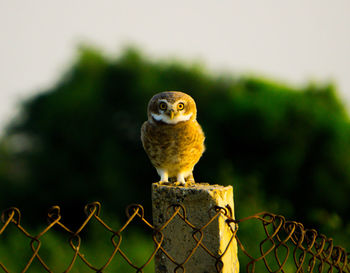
[141,91,205,186]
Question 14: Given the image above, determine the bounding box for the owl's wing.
[191,121,206,154]
[141,121,158,154]
[140,121,148,149]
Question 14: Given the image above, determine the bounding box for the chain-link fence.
[0,202,349,273]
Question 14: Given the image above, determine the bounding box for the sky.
[0,0,349,135]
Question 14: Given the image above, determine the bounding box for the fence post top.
[152,182,233,191]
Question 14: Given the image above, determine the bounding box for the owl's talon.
[185,180,195,186]
[172,181,186,187]
[159,181,171,185]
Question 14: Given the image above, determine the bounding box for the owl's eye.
[159,102,167,110]
[177,102,185,110]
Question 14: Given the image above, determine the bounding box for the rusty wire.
[0,202,349,273]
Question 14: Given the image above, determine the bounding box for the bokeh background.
[0,1,349,272]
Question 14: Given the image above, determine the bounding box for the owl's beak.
[169,110,175,119]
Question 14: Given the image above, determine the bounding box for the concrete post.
[152,182,239,273]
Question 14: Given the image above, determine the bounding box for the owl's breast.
[141,120,205,173]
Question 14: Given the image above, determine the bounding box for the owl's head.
[147,91,197,124]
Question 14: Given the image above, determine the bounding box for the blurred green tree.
[0,46,349,247]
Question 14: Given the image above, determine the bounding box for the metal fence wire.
[0,202,349,273]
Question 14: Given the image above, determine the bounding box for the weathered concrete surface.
[152,182,239,273]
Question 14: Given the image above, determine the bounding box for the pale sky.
[0,0,349,135]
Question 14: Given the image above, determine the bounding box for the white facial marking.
[158,99,169,104]
[151,112,192,124]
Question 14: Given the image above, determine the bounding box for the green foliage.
[0,46,349,251]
